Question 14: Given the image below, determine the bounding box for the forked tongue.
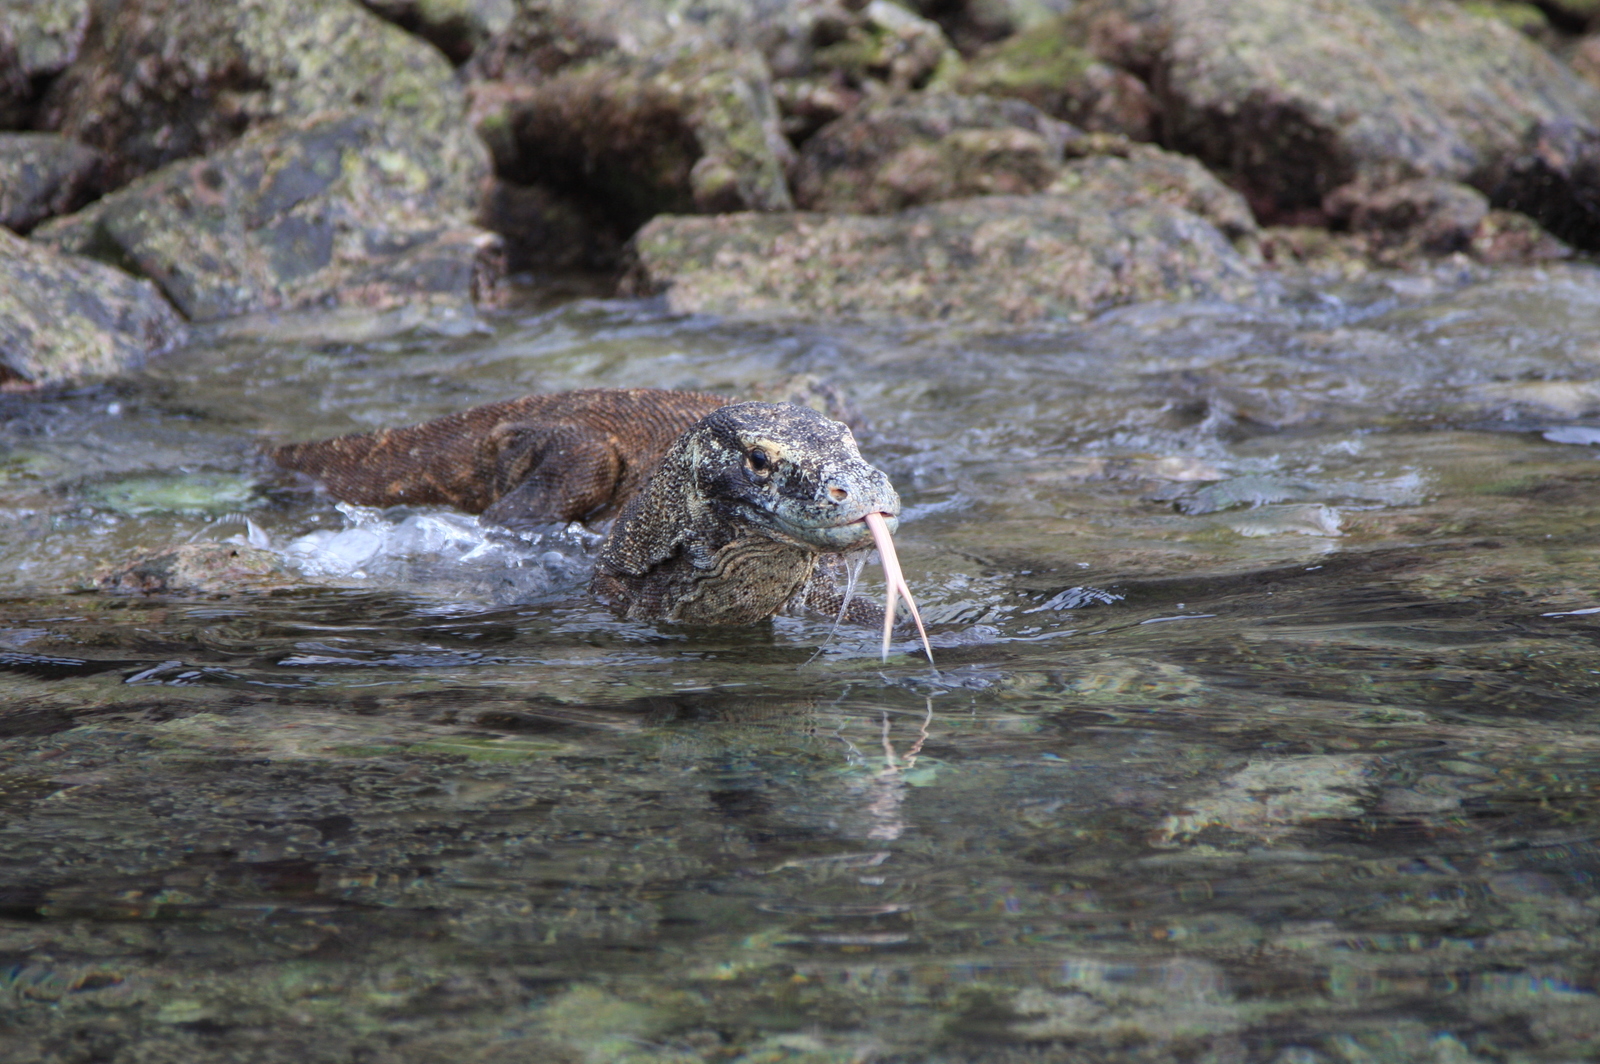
[863,511,933,665]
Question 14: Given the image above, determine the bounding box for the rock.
[40,0,469,189]
[1573,34,1600,91]
[625,190,1259,325]
[770,76,864,142]
[806,0,957,92]
[99,542,295,595]
[0,132,102,232]
[794,91,1073,212]
[0,226,184,387]
[1051,137,1259,248]
[904,0,1078,55]
[477,178,622,271]
[34,111,501,323]
[0,0,89,128]
[1261,181,1570,271]
[470,46,793,231]
[1469,208,1573,264]
[949,16,1159,139]
[1479,120,1600,250]
[1324,177,1490,260]
[1056,0,1173,78]
[357,0,514,64]
[1150,0,1600,229]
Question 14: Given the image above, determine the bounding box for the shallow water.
[3,265,1600,1062]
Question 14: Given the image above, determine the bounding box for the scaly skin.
[592,402,900,625]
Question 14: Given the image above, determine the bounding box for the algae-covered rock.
[1154,0,1600,233]
[950,15,1159,140]
[358,0,514,64]
[0,132,101,232]
[0,226,183,386]
[626,190,1259,325]
[41,0,469,189]
[0,0,89,128]
[472,45,793,230]
[794,91,1073,213]
[1051,138,1259,248]
[34,111,500,322]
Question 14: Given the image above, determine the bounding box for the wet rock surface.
[0,227,183,386]
[0,132,102,232]
[34,111,498,322]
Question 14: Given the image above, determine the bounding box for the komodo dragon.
[269,388,931,657]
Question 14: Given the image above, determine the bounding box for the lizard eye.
[746,448,772,476]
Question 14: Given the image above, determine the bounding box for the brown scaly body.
[269,388,730,529]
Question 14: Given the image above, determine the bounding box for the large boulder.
[625,190,1259,325]
[948,16,1159,140]
[470,46,794,231]
[0,0,89,128]
[40,0,470,189]
[794,91,1073,212]
[34,111,501,322]
[1149,0,1600,235]
[0,132,102,232]
[0,227,183,387]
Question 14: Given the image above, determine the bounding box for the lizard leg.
[480,423,624,529]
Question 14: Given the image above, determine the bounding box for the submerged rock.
[0,132,102,232]
[34,111,500,322]
[40,0,469,189]
[948,15,1159,140]
[99,542,294,595]
[626,190,1258,325]
[794,91,1073,213]
[0,227,183,387]
[471,46,793,230]
[0,0,88,128]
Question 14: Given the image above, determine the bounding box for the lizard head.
[691,402,900,552]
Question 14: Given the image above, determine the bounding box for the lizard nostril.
[829,486,848,501]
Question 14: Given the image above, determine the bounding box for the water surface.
[3,264,1600,1062]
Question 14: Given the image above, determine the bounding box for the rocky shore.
[5,0,1600,384]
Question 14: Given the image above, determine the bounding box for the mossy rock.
[35,110,499,322]
[41,0,469,188]
[627,188,1260,325]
